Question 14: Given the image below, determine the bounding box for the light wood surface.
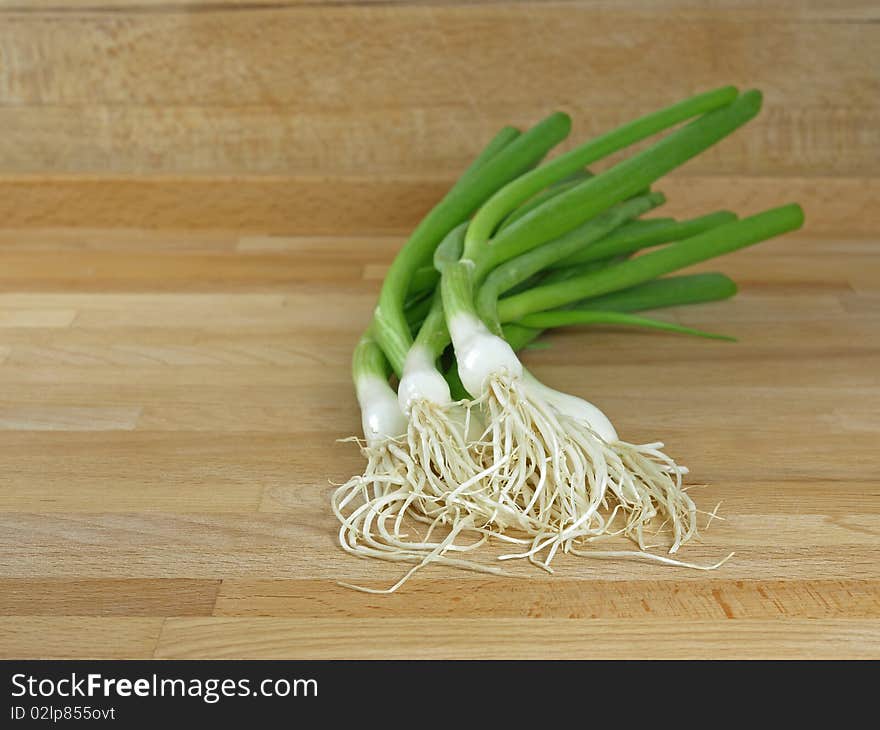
[0,175,876,234]
[0,223,878,659]
[0,1,876,178]
[0,0,878,659]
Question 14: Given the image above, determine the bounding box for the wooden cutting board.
[0,217,877,659]
[0,0,878,659]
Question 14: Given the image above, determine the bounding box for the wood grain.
[0,0,875,11]
[0,2,876,176]
[0,221,878,658]
[153,618,880,659]
[213,578,880,619]
[0,0,878,661]
[0,175,876,233]
[4,10,873,106]
[0,618,164,659]
[0,579,220,616]
[1,105,876,177]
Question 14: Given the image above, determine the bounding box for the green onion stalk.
[334,87,805,592]
[428,89,784,575]
[394,87,740,496]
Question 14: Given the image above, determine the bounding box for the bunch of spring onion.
[333,86,804,593]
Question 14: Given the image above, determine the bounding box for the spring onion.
[334,87,804,593]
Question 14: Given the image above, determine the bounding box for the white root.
[334,375,728,592]
[610,439,697,553]
[405,398,486,503]
[568,548,735,571]
[332,431,515,593]
[530,377,712,557]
